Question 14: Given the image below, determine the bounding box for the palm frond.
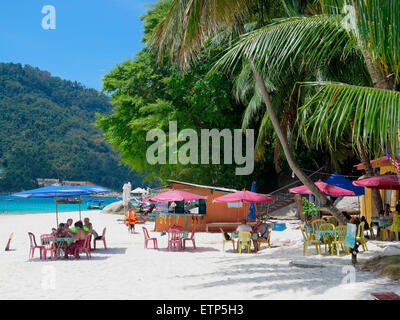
[150,0,251,70]
[356,0,400,86]
[211,15,357,82]
[297,81,400,155]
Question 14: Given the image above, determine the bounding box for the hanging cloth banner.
[344,223,357,249]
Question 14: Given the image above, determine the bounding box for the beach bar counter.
[149,180,255,232]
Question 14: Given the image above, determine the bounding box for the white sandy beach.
[1,210,400,300]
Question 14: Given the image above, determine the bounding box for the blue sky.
[0,1,152,90]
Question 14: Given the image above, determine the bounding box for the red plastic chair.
[40,234,58,260]
[168,228,182,251]
[93,227,107,250]
[142,227,158,249]
[183,227,196,250]
[74,234,92,259]
[28,232,44,260]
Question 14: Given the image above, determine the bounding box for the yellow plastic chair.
[310,219,326,239]
[300,226,320,256]
[390,214,400,241]
[318,223,335,254]
[379,228,386,241]
[256,232,271,251]
[260,232,271,247]
[331,225,349,256]
[237,232,251,253]
[220,228,235,252]
[356,221,368,251]
[327,217,339,226]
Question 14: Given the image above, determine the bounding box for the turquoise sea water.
[0,194,119,214]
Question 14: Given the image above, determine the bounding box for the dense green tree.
[96,0,281,192]
[0,62,143,192]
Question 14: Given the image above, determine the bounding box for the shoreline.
[0,209,100,216]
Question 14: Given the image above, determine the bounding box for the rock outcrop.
[101,201,133,215]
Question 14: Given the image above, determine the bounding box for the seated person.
[342,211,352,222]
[143,203,156,215]
[53,223,69,237]
[65,218,73,230]
[65,221,88,259]
[83,217,98,239]
[236,219,252,232]
[252,219,271,241]
[252,218,272,251]
[168,201,177,213]
[52,223,70,254]
[384,203,392,216]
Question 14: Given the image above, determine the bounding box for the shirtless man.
[65,221,88,259]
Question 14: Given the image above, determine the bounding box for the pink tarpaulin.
[142,189,207,202]
[353,173,400,190]
[289,181,355,196]
[213,189,274,203]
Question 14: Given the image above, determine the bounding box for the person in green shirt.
[84,217,99,239]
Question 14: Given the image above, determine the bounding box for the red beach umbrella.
[142,189,207,202]
[289,180,355,196]
[353,173,400,190]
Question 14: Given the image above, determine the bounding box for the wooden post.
[5,232,13,251]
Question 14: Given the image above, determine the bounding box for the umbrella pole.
[79,195,82,221]
[55,195,59,227]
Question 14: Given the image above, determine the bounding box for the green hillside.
[0,62,143,192]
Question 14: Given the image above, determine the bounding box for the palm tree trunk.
[360,50,393,212]
[251,64,348,224]
[349,114,383,214]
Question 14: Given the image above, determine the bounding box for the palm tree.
[150,0,399,224]
[210,0,399,217]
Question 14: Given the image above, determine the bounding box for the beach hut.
[148,180,264,232]
[354,157,400,222]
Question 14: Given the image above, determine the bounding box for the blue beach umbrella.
[248,181,257,220]
[13,186,108,226]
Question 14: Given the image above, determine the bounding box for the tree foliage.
[0,63,143,192]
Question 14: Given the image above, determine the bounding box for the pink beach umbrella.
[353,173,400,190]
[213,189,274,222]
[213,189,274,203]
[142,189,207,202]
[289,180,355,196]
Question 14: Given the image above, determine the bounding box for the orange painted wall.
[153,182,256,232]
